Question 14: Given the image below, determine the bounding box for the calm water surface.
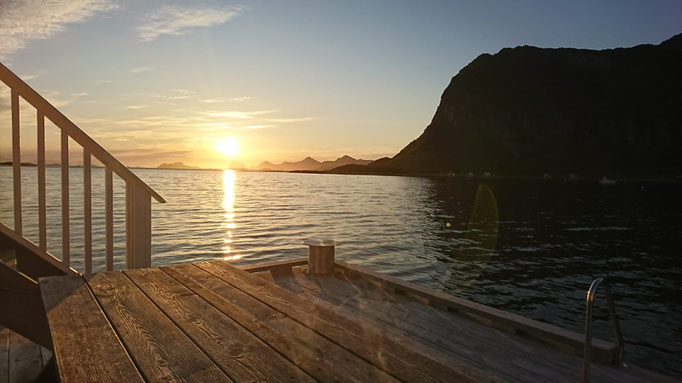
[1,167,680,377]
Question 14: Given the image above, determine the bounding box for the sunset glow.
[217,137,239,159]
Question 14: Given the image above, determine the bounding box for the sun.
[217,137,239,158]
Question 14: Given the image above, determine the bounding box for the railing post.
[126,181,152,269]
[11,89,22,235]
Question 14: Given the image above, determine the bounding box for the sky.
[1,0,681,169]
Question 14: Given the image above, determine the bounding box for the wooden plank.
[124,268,314,383]
[125,183,151,269]
[8,331,41,383]
[198,261,496,383]
[277,270,583,383]
[335,260,617,363]
[0,62,165,204]
[163,264,397,383]
[61,130,70,267]
[105,167,113,271]
[37,112,46,251]
[240,258,308,273]
[0,223,73,278]
[11,89,21,236]
[278,268,646,383]
[0,327,8,383]
[40,275,143,383]
[83,151,92,274]
[85,271,231,382]
[0,262,52,348]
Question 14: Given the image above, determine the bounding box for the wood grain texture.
[336,260,618,363]
[239,258,307,273]
[278,266,655,383]
[277,268,626,383]
[198,261,494,383]
[86,271,231,383]
[124,267,314,383]
[8,331,41,383]
[163,264,396,383]
[40,275,143,383]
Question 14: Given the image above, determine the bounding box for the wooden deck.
[0,327,53,383]
[38,260,676,382]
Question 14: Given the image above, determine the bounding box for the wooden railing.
[1,61,165,273]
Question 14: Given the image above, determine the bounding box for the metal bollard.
[303,238,337,275]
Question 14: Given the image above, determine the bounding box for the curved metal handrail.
[584,278,625,382]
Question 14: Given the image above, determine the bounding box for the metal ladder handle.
[584,278,625,382]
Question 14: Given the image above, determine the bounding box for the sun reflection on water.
[221,170,241,261]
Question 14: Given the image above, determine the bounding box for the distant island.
[157,162,201,170]
[332,33,682,178]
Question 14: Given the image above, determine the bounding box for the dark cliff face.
[378,33,682,176]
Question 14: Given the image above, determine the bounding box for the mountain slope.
[373,33,682,176]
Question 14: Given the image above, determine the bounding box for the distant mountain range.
[333,33,682,177]
[256,155,372,172]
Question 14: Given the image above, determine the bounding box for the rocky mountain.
[157,162,200,170]
[317,155,373,171]
[344,33,682,176]
[257,155,372,172]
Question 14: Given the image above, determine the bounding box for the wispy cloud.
[202,110,273,119]
[0,0,116,58]
[199,96,252,104]
[129,66,153,74]
[137,4,243,42]
[161,89,195,100]
[265,117,314,123]
[126,105,149,110]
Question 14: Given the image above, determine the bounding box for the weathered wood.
[0,327,8,383]
[240,258,308,273]
[105,167,113,271]
[86,271,230,382]
[61,130,70,267]
[0,62,165,203]
[83,151,92,274]
[335,260,618,363]
[125,267,314,383]
[40,275,143,383]
[8,331,41,383]
[277,269,582,383]
[277,267,654,383]
[37,112,46,251]
[163,264,397,383]
[1,223,74,278]
[0,263,52,348]
[199,261,495,383]
[11,89,21,236]
[125,183,151,269]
